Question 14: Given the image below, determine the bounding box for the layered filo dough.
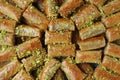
[16,37,43,59]
[38,59,61,80]
[48,44,75,58]
[58,0,83,17]
[102,56,120,74]
[12,69,34,80]
[61,58,86,80]
[72,4,101,30]
[106,25,120,42]
[48,18,75,31]
[23,5,49,30]
[45,31,72,45]
[0,1,22,21]
[79,22,106,40]
[102,0,120,16]
[0,60,22,80]
[15,25,42,37]
[102,12,120,28]
[76,50,102,64]
[104,43,120,58]
[78,36,106,50]
[93,66,120,80]
[22,49,46,72]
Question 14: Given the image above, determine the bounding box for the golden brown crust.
[61,58,86,80]
[93,66,120,80]
[12,69,34,80]
[80,22,106,40]
[23,5,49,30]
[0,1,22,21]
[102,0,120,16]
[104,43,120,59]
[102,12,120,28]
[38,59,61,80]
[16,37,42,59]
[49,18,75,31]
[15,25,41,37]
[45,31,72,45]
[0,60,22,80]
[72,4,101,30]
[48,44,75,58]
[78,36,106,50]
[0,19,16,33]
[106,26,120,42]
[58,0,83,17]
[76,50,102,64]
[102,56,120,74]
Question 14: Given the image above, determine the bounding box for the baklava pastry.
[58,0,83,17]
[0,60,22,80]
[61,58,86,80]
[12,69,34,80]
[0,1,22,21]
[0,47,15,62]
[15,25,42,37]
[102,0,120,16]
[38,59,61,80]
[23,5,49,30]
[106,26,120,42]
[72,4,101,30]
[0,19,16,33]
[93,66,120,80]
[12,0,34,10]
[102,56,120,74]
[104,43,120,58]
[76,50,102,64]
[43,0,58,18]
[79,22,106,40]
[22,49,46,72]
[102,12,120,28]
[48,44,75,58]
[48,18,75,31]
[45,31,72,45]
[78,36,106,50]
[16,37,42,59]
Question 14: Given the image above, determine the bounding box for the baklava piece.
[102,12,120,28]
[61,58,86,80]
[79,22,106,40]
[104,43,120,58]
[0,60,22,80]
[106,26,120,42]
[22,49,46,72]
[23,5,49,30]
[93,66,120,80]
[38,59,61,80]
[76,50,102,64]
[58,0,83,17]
[102,0,120,16]
[45,31,72,45]
[72,4,101,30]
[78,36,106,50]
[15,25,42,37]
[48,18,75,31]
[12,0,34,10]
[0,1,22,21]
[48,44,75,58]
[12,69,34,80]
[16,37,42,59]
[0,19,16,33]
[43,0,58,18]
[102,56,120,74]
